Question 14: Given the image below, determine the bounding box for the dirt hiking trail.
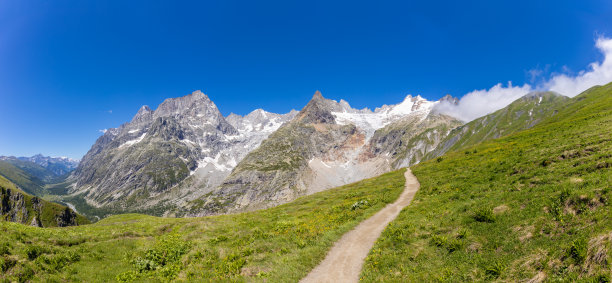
[300,168,420,283]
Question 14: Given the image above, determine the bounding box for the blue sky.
[1,0,612,159]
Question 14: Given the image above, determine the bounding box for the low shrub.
[473,207,495,223]
[25,245,46,260]
[484,260,506,278]
[0,256,17,272]
[0,242,10,256]
[566,237,587,264]
[118,234,191,282]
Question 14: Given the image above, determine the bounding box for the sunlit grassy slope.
[0,169,405,282]
[361,84,612,281]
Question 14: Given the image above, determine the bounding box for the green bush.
[215,253,246,276]
[118,234,191,281]
[566,237,588,264]
[0,256,17,272]
[473,207,495,223]
[36,252,80,272]
[430,234,464,253]
[25,245,46,260]
[0,242,10,256]
[484,260,506,278]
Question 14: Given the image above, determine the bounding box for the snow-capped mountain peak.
[331,94,437,139]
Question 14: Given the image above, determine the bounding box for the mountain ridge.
[65,89,572,218]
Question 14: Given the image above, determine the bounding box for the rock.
[30,216,42,227]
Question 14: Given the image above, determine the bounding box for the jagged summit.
[296,91,338,124]
[438,94,459,105]
[154,90,218,118]
[131,105,153,124]
[73,90,299,211]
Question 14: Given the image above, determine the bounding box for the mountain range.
[0,154,79,196]
[1,82,609,282]
[50,88,566,219]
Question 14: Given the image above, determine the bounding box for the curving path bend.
[300,168,420,283]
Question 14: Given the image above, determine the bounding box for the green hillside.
[0,160,49,196]
[425,91,569,160]
[0,169,405,282]
[0,175,89,228]
[361,85,612,281]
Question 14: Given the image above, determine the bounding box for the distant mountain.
[0,154,80,196]
[186,91,462,215]
[0,174,88,227]
[71,91,296,214]
[0,154,79,176]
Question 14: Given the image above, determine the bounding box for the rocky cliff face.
[187,91,462,215]
[366,114,463,168]
[72,91,296,214]
[0,176,87,227]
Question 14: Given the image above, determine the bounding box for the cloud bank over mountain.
[545,37,612,97]
[436,37,612,121]
[435,82,532,122]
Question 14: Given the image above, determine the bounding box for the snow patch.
[332,95,436,139]
[118,133,147,148]
[196,153,234,172]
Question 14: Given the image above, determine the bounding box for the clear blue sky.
[1,0,611,159]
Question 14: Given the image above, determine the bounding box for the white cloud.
[98,129,107,134]
[545,37,612,97]
[435,82,532,122]
[436,37,612,122]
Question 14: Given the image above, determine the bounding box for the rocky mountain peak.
[297,91,337,124]
[131,105,153,124]
[245,109,268,120]
[225,113,242,125]
[153,90,218,119]
[438,94,459,105]
[312,90,324,100]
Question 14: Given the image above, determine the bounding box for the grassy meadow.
[361,85,612,281]
[0,169,405,282]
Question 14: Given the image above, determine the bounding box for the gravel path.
[300,168,420,283]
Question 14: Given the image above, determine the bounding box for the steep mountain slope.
[366,114,462,168]
[188,92,461,215]
[0,175,89,227]
[362,84,612,281]
[425,91,569,159]
[71,91,296,215]
[0,169,406,282]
